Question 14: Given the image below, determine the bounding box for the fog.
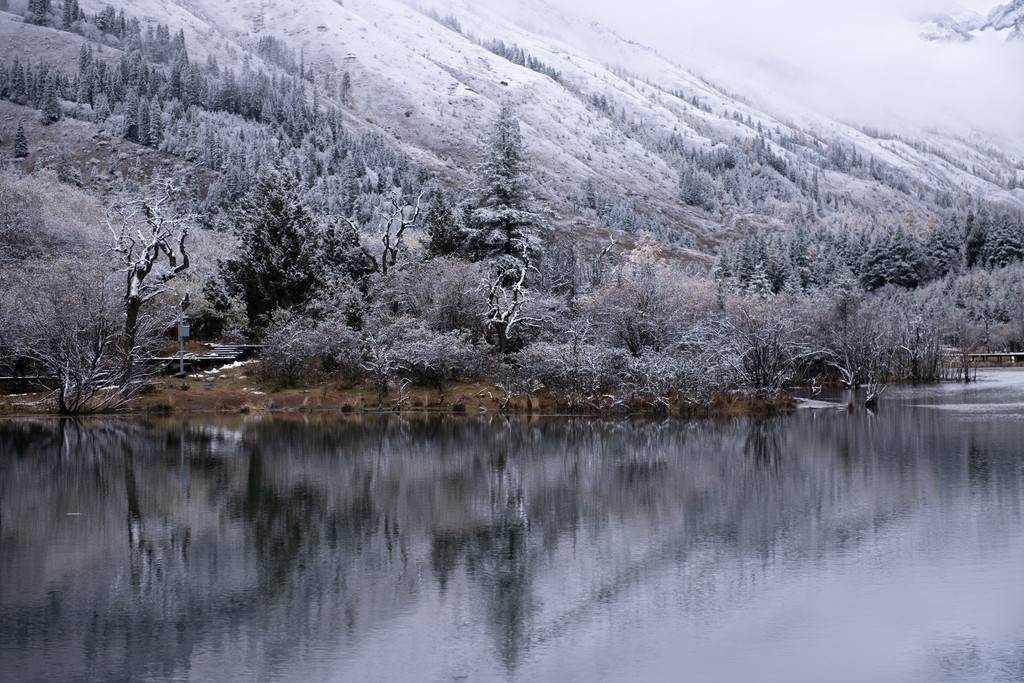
[543,0,1023,145]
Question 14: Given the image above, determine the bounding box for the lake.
[1,371,1024,682]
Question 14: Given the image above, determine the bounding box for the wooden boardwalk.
[959,352,1024,365]
[1,345,264,393]
[149,344,264,373]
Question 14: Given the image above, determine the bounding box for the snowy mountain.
[983,0,1024,36]
[5,0,1024,253]
[921,0,1024,41]
[920,10,983,41]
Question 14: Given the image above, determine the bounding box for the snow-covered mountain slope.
[61,0,1023,245]
[922,0,1024,41]
[984,0,1024,35]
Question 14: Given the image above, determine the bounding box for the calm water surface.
[2,372,1024,682]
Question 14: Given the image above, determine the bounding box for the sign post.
[177,321,191,377]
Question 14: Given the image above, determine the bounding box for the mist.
[543,0,1024,146]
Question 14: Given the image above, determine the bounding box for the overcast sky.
[543,0,1023,144]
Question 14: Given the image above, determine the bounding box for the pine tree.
[14,122,29,159]
[148,97,163,146]
[339,155,360,215]
[860,229,924,291]
[218,166,325,332]
[9,59,26,105]
[61,0,74,29]
[137,98,150,146]
[27,0,50,25]
[924,217,964,279]
[965,210,987,268]
[41,72,62,124]
[466,103,540,263]
[748,261,774,300]
[340,71,352,104]
[982,212,1024,268]
[424,190,464,258]
[123,89,139,141]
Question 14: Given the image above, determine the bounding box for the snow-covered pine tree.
[41,72,62,124]
[123,89,139,141]
[137,98,150,146]
[982,211,1024,268]
[860,229,924,291]
[924,217,964,279]
[13,122,28,158]
[467,103,540,265]
[27,0,50,25]
[965,210,987,268]
[424,189,464,258]
[148,97,163,146]
[61,0,75,29]
[748,261,774,300]
[9,59,27,105]
[339,155,361,215]
[218,166,325,332]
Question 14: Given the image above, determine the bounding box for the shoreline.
[0,365,797,420]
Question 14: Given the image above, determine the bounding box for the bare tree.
[107,186,192,379]
[10,264,141,414]
[484,251,540,354]
[715,306,814,400]
[343,192,423,278]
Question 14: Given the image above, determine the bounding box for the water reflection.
[1,375,1024,681]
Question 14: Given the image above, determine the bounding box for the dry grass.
[1,361,795,419]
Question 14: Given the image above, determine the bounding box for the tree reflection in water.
[0,404,1023,681]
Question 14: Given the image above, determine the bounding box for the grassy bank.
[0,363,795,419]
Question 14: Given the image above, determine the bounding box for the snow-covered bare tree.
[107,184,191,379]
[344,192,423,278]
[483,245,540,354]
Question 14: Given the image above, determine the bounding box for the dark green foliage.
[27,0,50,25]
[217,167,329,333]
[13,122,28,158]
[981,211,1024,268]
[860,230,924,290]
[965,211,986,268]
[41,72,61,123]
[923,217,964,279]
[424,190,465,258]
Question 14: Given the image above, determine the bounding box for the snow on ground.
[74,0,1024,242]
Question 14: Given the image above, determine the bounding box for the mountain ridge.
[4,0,1023,254]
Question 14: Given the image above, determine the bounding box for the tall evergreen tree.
[466,103,540,263]
[965,210,987,268]
[13,122,28,158]
[137,97,150,145]
[27,0,50,25]
[860,229,924,291]
[924,217,964,279]
[41,72,62,124]
[61,0,74,29]
[218,166,325,332]
[982,212,1024,268]
[424,190,464,258]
